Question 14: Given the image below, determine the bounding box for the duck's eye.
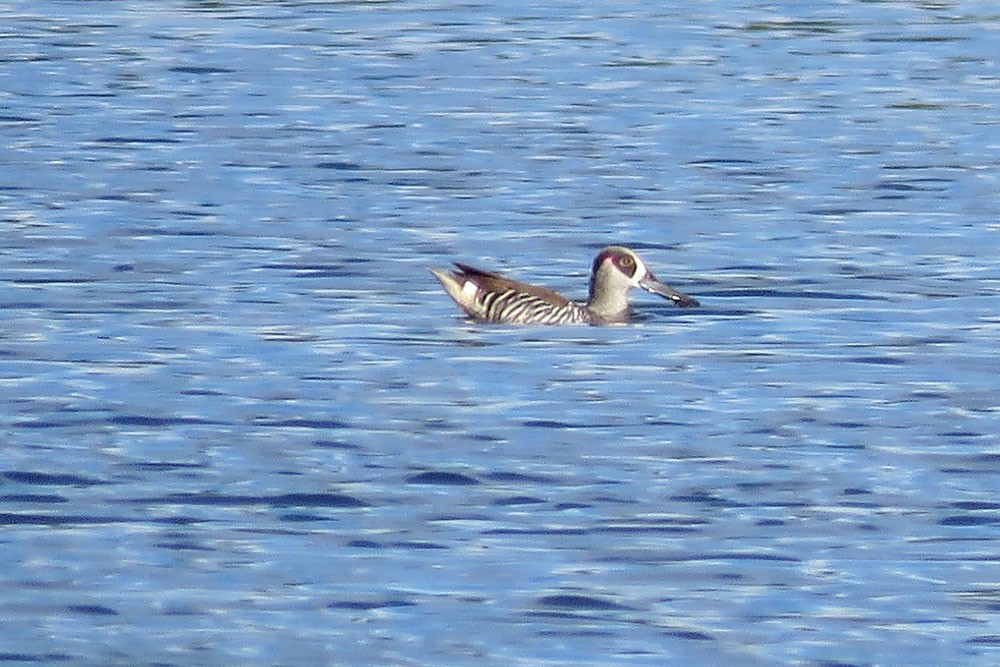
[619,255,634,269]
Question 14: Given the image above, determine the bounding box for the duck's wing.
[450,263,574,306]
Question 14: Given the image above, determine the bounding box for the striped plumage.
[430,246,699,325]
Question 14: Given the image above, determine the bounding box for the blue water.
[2,1,999,665]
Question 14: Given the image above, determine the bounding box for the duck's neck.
[586,285,630,321]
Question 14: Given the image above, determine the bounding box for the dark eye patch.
[615,253,636,276]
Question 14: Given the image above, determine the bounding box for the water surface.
[1,1,999,665]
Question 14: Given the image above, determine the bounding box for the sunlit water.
[1,1,999,665]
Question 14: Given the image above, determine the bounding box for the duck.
[429,245,698,324]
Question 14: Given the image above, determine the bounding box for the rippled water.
[2,1,999,665]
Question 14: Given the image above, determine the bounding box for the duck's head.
[589,246,699,312]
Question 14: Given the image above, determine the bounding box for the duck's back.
[430,263,592,324]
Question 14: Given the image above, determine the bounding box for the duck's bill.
[639,274,700,308]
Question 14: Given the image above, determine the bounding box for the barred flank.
[480,289,590,324]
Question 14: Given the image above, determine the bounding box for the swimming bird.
[429,245,699,325]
